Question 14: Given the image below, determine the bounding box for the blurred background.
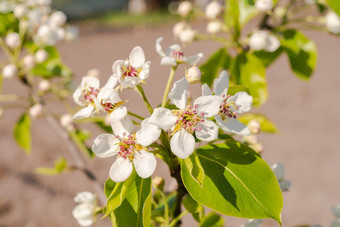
[1,0,340,226]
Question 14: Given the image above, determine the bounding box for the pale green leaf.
[14,113,31,154]
[199,212,224,227]
[35,157,68,175]
[183,194,205,222]
[183,152,205,187]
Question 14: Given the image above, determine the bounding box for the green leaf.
[253,47,283,67]
[199,212,224,227]
[239,0,258,26]
[238,113,279,133]
[227,85,251,96]
[14,113,31,154]
[225,0,241,40]
[183,194,205,222]
[110,175,152,227]
[183,152,205,187]
[200,48,230,87]
[35,157,68,175]
[181,142,283,224]
[231,53,268,106]
[327,0,340,17]
[281,29,317,80]
[104,178,116,198]
[0,13,18,36]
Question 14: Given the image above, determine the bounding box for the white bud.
[243,135,258,145]
[173,22,187,37]
[249,30,268,50]
[2,64,17,79]
[178,1,192,17]
[39,80,51,91]
[29,104,43,118]
[326,11,340,34]
[49,11,67,27]
[247,120,261,134]
[14,5,27,18]
[35,49,48,63]
[255,0,273,12]
[186,66,201,83]
[37,0,52,6]
[205,1,222,19]
[249,142,264,153]
[23,55,36,69]
[274,6,286,19]
[36,24,58,45]
[60,114,74,131]
[87,68,100,78]
[179,28,195,43]
[305,0,316,5]
[207,20,222,34]
[65,26,79,41]
[271,162,285,181]
[5,32,21,48]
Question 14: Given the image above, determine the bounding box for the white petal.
[73,105,96,120]
[160,56,177,66]
[169,78,188,109]
[112,60,123,73]
[80,76,100,88]
[195,119,219,141]
[202,84,212,96]
[134,150,157,178]
[139,61,151,80]
[170,129,195,159]
[215,115,250,136]
[74,191,96,204]
[233,92,253,113]
[108,106,127,123]
[129,46,145,69]
[156,37,166,57]
[120,77,141,88]
[213,71,229,96]
[111,115,134,137]
[265,34,280,52]
[73,88,86,106]
[183,52,203,66]
[165,44,181,56]
[104,74,118,88]
[136,118,161,146]
[92,133,118,158]
[271,162,285,181]
[194,95,223,117]
[78,219,94,227]
[97,87,121,105]
[109,157,133,182]
[72,203,94,222]
[149,107,177,131]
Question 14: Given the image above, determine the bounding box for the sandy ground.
[0,22,340,227]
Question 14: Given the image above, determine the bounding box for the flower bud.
[49,11,67,27]
[23,55,36,69]
[243,135,258,145]
[152,176,164,190]
[35,49,48,63]
[2,64,17,79]
[64,26,79,41]
[255,0,273,12]
[60,114,75,131]
[37,0,52,6]
[29,104,43,118]
[173,22,187,37]
[271,162,285,181]
[39,79,51,91]
[87,68,100,78]
[326,11,340,34]
[14,5,27,18]
[178,1,192,17]
[305,0,316,5]
[205,1,222,19]
[249,30,267,50]
[247,120,261,134]
[207,20,222,34]
[179,28,195,43]
[185,66,201,83]
[5,32,21,48]
[249,143,264,153]
[274,6,286,19]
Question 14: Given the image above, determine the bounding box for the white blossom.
[156,37,203,66]
[179,27,196,43]
[173,22,187,38]
[255,0,273,11]
[326,11,340,34]
[305,0,316,5]
[29,104,43,118]
[39,79,51,91]
[60,113,74,131]
[35,49,48,63]
[23,55,36,69]
[72,191,96,227]
[92,117,160,182]
[111,46,151,88]
[185,66,201,83]
[87,68,100,78]
[14,4,27,18]
[35,24,61,45]
[149,78,223,159]
[5,32,21,48]
[177,1,193,17]
[247,120,261,134]
[49,11,67,27]
[207,20,222,34]
[37,0,52,6]
[249,30,280,52]
[2,64,17,79]
[202,71,253,136]
[205,1,222,19]
[271,162,291,192]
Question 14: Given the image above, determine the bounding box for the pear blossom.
[178,1,193,17]
[247,120,261,134]
[207,20,222,34]
[179,27,196,43]
[5,32,21,48]
[29,104,43,118]
[111,46,151,88]
[202,71,253,136]
[156,37,203,66]
[39,79,51,91]
[14,4,27,18]
[23,55,36,69]
[92,117,160,182]
[35,24,61,45]
[35,49,48,63]
[185,66,201,83]
[205,1,222,19]
[49,11,67,27]
[255,0,273,12]
[271,162,291,192]
[60,113,75,131]
[326,11,340,34]
[149,78,223,159]
[173,22,187,38]
[86,68,100,78]
[305,0,316,5]
[249,30,280,52]
[2,64,17,79]
[72,191,96,227]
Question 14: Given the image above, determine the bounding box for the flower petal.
[120,76,141,88]
[233,91,253,113]
[129,46,145,68]
[170,129,195,159]
[92,133,118,158]
[73,105,96,120]
[213,71,229,96]
[134,150,157,178]
[201,83,212,96]
[73,88,86,106]
[266,34,280,52]
[136,118,161,146]
[215,115,250,135]
[195,119,219,141]
[109,157,133,182]
[165,44,181,56]
[104,74,118,88]
[80,76,100,88]
[149,107,177,131]
[139,61,151,80]
[183,52,203,66]
[194,95,223,117]
[169,78,188,109]
[108,106,127,123]
[111,115,134,137]
[112,60,123,74]
[97,87,121,106]
[72,203,94,225]
[160,56,177,66]
[156,37,166,57]
[74,192,96,204]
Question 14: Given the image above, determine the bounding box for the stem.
[170,210,189,227]
[136,84,153,114]
[127,111,144,120]
[161,66,177,108]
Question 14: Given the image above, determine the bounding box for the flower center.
[170,50,184,60]
[116,133,145,160]
[121,64,141,78]
[172,104,204,134]
[219,94,238,120]
[82,87,99,104]
[101,101,126,113]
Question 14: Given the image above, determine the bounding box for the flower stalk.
[162,66,177,108]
